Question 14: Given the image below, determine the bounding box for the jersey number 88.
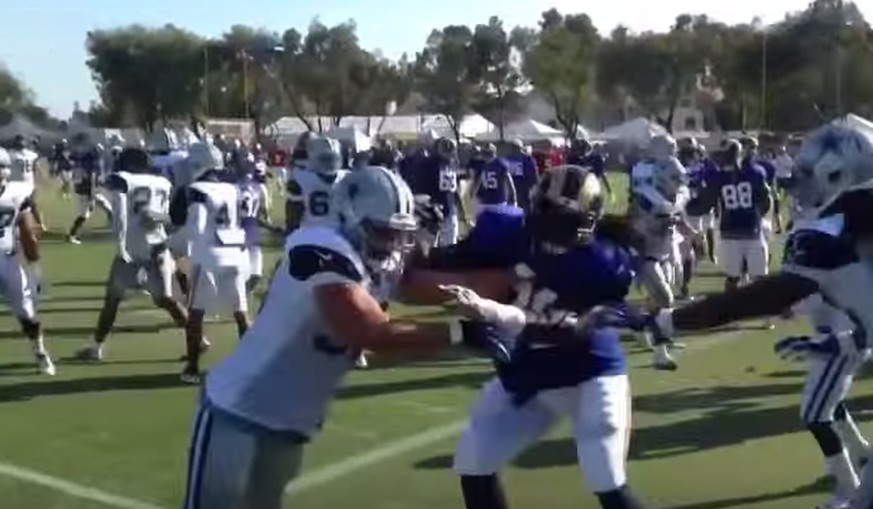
[721,181,753,210]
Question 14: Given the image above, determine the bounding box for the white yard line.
[0,460,165,509]
[286,419,468,495]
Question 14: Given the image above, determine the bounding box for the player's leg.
[0,259,54,375]
[800,352,866,507]
[18,209,43,296]
[438,212,460,247]
[29,189,46,232]
[245,246,264,293]
[146,247,188,329]
[454,378,559,509]
[169,232,192,299]
[717,238,743,291]
[66,194,92,244]
[75,256,133,360]
[572,375,643,509]
[639,259,677,370]
[182,403,305,509]
[705,213,717,264]
[222,266,251,340]
[182,265,214,383]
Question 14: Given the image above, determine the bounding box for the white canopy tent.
[476,118,564,144]
[325,125,372,152]
[833,113,873,137]
[599,117,668,147]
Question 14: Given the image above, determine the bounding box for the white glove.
[439,284,527,334]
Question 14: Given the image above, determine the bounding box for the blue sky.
[2,0,867,118]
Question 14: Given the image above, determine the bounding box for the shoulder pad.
[287,244,363,282]
[105,173,129,193]
[783,228,858,270]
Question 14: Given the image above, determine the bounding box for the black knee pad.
[596,485,645,509]
[807,422,844,457]
[460,475,508,509]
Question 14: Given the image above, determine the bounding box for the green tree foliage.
[414,25,478,142]
[522,9,600,137]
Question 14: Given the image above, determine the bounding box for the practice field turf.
[0,173,870,509]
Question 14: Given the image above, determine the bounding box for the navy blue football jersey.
[475,158,512,205]
[702,165,770,238]
[426,206,633,403]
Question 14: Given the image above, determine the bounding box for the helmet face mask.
[335,166,418,273]
[792,125,873,212]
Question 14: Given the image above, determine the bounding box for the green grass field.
[0,173,869,509]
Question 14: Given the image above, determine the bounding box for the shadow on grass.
[0,372,184,402]
[666,476,830,509]
[50,280,106,288]
[414,386,873,470]
[337,370,490,400]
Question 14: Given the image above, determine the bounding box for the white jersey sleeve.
[205,225,372,436]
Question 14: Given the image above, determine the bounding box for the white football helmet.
[185,142,225,182]
[793,124,873,212]
[648,134,678,161]
[306,134,342,175]
[652,156,688,201]
[333,166,417,271]
[0,148,11,182]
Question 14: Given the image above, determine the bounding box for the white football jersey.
[632,185,683,259]
[186,180,246,269]
[107,172,173,261]
[286,167,349,227]
[0,182,34,255]
[206,225,377,435]
[8,149,38,187]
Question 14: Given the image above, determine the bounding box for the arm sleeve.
[112,192,128,253]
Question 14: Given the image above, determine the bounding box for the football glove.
[774,332,856,362]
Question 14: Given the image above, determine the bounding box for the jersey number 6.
[309,191,330,217]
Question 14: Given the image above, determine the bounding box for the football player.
[679,138,719,295]
[51,138,74,198]
[73,147,188,361]
[644,125,873,509]
[149,128,188,182]
[67,133,113,244]
[285,134,348,234]
[630,134,677,196]
[468,144,516,219]
[693,139,772,293]
[8,134,44,229]
[0,148,55,375]
[631,156,694,369]
[415,164,646,509]
[502,138,539,211]
[236,163,274,292]
[173,142,250,383]
[566,138,613,198]
[425,137,469,246]
[180,166,488,509]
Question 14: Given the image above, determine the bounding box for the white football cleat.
[74,345,103,362]
[818,494,852,509]
[355,352,369,369]
[66,235,82,245]
[652,344,678,371]
[36,353,56,376]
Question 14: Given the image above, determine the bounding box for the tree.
[414,25,478,143]
[86,25,205,131]
[469,16,528,140]
[0,64,55,127]
[522,10,600,137]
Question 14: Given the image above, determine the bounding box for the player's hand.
[774,333,849,362]
[448,318,512,363]
[439,284,490,321]
[118,251,133,264]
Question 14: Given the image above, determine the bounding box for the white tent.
[325,125,372,152]
[833,113,873,137]
[422,114,496,140]
[599,117,667,146]
[476,118,564,143]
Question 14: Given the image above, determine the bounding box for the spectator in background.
[771,144,794,232]
[502,138,538,211]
